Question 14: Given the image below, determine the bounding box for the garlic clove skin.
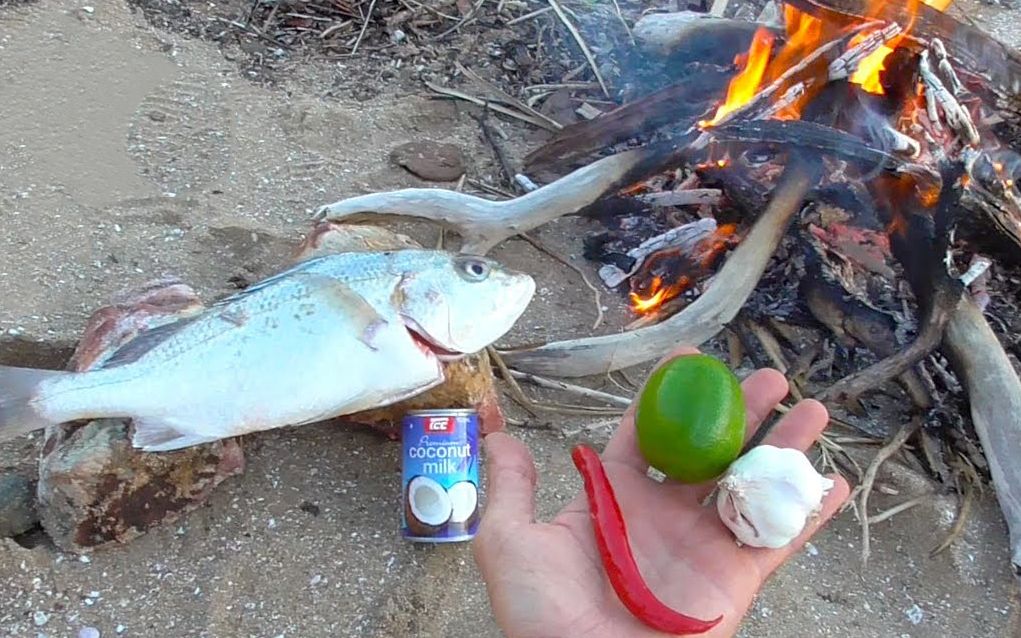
[716,444,836,549]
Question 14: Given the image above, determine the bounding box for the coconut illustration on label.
[400,410,481,542]
[404,476,479,537]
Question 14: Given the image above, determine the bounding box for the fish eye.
[456,257,491,282]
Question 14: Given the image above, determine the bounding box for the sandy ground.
[1,0,1021,636]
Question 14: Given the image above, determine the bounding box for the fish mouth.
[401,316,465,362]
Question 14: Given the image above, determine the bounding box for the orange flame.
[705,28,776,125]
[628,225,739,315]
[848,0,955,95]
[704,6,836,125]
[630,277,668,314]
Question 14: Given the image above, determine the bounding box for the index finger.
[602,347,789,472]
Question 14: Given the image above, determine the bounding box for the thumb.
[479,432,538,530]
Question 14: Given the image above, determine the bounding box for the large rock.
[37,280,245,552]
[0,473,38,538]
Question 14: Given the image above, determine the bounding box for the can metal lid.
[405,409,478,417]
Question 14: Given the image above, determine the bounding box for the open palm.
[473,347,851,638]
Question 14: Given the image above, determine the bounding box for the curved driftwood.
[499,159,817,377]
[314,141,692,254]
[943,298,1021,577]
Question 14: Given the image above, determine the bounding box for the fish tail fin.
[0,365,68,440]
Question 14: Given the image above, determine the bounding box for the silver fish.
[0,250,535,451]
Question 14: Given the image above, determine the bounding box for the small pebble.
[33,611,49,627]
[79,628,101,638]
[906,603,924,625]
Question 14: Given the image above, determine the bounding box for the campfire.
[311,0,1021,577]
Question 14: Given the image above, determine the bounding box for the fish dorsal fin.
[209,254,345,310]
[100,314,202,369]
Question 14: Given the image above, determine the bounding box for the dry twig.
[856,418,922,571]
[931,476,975,557]
[425,81,560,131]
[507,369,632,407]
[350,0,377,55]
[488,345,537,416]
[868,493,933,525]
[547,0,610,98]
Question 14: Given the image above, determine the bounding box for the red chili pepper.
[571,444,723,635]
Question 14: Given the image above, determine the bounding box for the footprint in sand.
[127,74,233,194]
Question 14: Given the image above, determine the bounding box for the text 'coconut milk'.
[401,409,480,542]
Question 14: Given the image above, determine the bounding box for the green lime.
[635,353,746,483]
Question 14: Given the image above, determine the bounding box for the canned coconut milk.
[401,409,480,543]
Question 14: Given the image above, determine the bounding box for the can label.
[401,410,480,543]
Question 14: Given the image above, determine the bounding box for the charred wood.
[711,120,940,183]
[523,70,731,172]
[500,155,820,377]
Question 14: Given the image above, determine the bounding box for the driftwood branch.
[943,298,1021,578]
[498,157,818,377]
[314,139,694,254]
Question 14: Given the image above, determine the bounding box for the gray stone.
[0,473,38,537]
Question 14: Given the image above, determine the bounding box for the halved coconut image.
[445,480,480,535]
[404,475,453,537]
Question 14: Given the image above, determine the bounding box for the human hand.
[472,347,851,638]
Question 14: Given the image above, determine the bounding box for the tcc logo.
[426,417,456,434]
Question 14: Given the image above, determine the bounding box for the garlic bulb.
[716,444,835,549]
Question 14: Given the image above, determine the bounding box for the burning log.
[711,120,939,182]
[786,0,1021,100]
[919,48,980,145]
[499,156,819,377]
[596,217,720,288]
[522,70,732,172]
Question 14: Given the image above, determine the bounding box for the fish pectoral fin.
[294,272,390,350]
[131,417,218,452]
